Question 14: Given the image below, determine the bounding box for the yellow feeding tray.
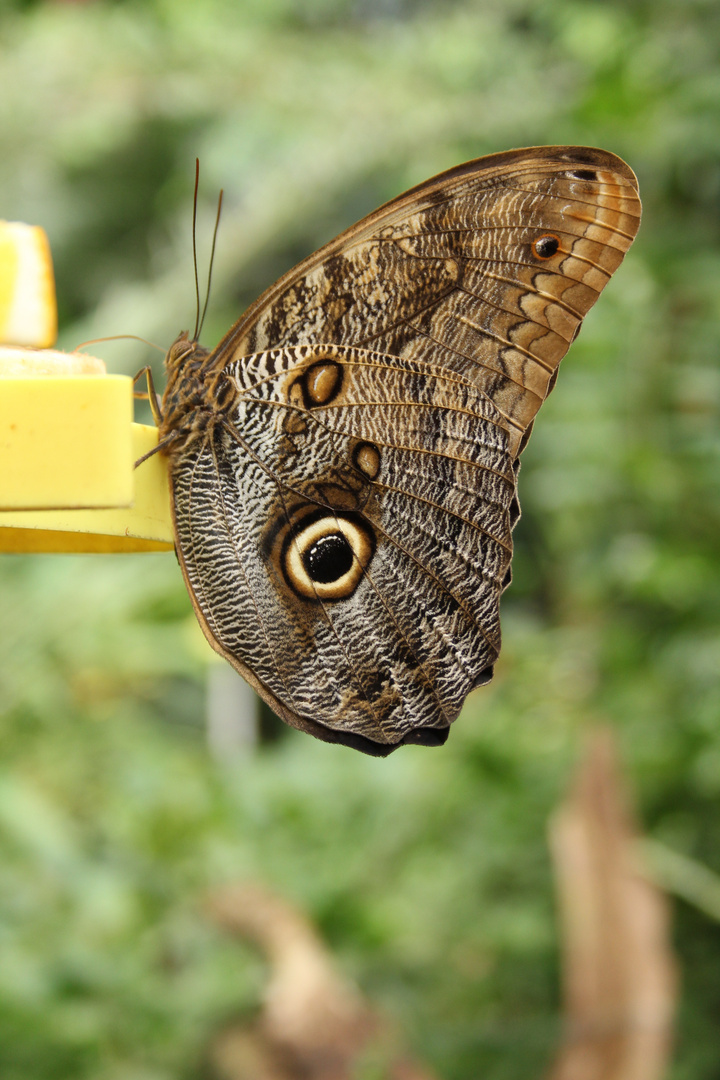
[0,347,132,510]
[0,350,173,552]
[0,221,173,553]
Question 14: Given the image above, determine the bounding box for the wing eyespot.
[281,511,375,601]
[299,359,344,408]
[532,233,561,260]
[352,441,381,480]
[568,168,598,181]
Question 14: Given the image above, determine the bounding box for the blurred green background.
[1,0,720,1076]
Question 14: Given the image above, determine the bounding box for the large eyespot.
[282,512,375,601]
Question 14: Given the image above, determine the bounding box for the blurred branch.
[547,729,677,1080]
[203,734,682,1080]
[204,882,438,1080]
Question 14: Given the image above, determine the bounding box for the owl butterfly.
[156,146,641,756]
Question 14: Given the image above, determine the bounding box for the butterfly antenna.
[192,158,202,342]
[75,334,166,356]
[197,187,223,341]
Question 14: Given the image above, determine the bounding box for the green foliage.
[0,0,719,1077]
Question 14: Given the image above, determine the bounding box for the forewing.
[214,146,641,454]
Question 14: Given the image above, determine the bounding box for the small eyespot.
[352,441,381,480]
[568,169,597,181]
[532,234,560,260]
[282,512,375,600]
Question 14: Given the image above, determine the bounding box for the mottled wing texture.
[166,147,641,754]
[170,346,516,753]
[214,145,641,455]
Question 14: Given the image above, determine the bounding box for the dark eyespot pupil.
[534,235,559,258]
[303,533,354,583]
[570,169,597,181]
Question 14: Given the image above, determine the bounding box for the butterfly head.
[164,330,211,377]
[158,331,221,452]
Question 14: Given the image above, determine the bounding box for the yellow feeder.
[0,221,173,553]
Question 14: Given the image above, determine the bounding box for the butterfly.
[154,146,641,756]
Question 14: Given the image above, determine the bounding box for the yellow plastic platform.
[0,222,173,553]
[0,420,172,553]
[0,350,133,510]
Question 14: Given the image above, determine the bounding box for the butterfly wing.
[170,345,516,753]
[213,145,641,454]
[165,146,641,753]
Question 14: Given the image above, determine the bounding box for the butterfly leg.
[133,365,164,427]
[132,365,179,467]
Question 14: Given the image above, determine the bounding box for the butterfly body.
[159,146,641,755]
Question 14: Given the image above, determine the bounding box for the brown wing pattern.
[214,146,640,454]
[162,147,641,753]
[168,346,517,754]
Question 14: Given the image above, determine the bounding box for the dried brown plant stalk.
[205,882,438,1080]
[547,728,677,1080]
[202,729,677,1080]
